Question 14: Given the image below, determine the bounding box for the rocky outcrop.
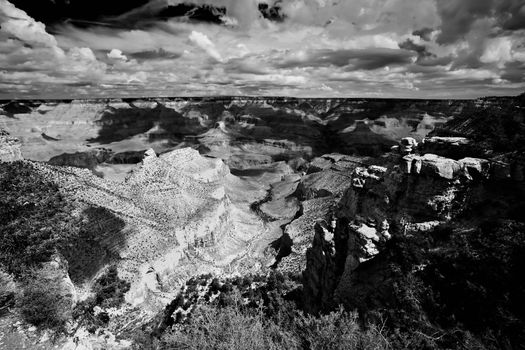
[276,154,369,272]
[302,124,525,313]
[0,129,23,162]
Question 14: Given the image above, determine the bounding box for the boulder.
[404,153,463,180]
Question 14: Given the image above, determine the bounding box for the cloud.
[480,37,513,67]
[129,48,181,60]
[0,0,524,98]
[188,30,222,62]
[0,0,57,47]
[436,0,525,44]
[277,48,415,70]
[107,48,128,61]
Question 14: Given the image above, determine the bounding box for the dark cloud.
[501,62,525,83]
[416,56,454,67]
[9,0,150,29]
[9,0,288,30]
[277,48,414,70]
[399,39,454,67]
[157,4,226,24]
[436,0,525,44]
[129,48,182,61]
[412,27,434,41]
[436,0,494,44]
[258,2,286,22]
[497,0,525,31]
[399,39,431,59]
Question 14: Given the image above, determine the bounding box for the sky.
[0,0,524,99]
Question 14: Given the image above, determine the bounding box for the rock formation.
[302,94,525,315]
[0,129,23,162]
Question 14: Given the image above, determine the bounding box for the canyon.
[1,93,524,349]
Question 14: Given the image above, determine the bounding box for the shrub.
[17,266,73,331]
[162,302,298,350]
[160,294,390,350]
[296,308,390,350]
[92,265,130,308]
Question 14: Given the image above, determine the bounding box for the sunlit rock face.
[31,147,279,308]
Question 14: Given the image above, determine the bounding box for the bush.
[160,294,389,350]
[296,308,390,350]
[162,306,297,350]
[92,265,130,308]
[72,265,130,332]
[17,266,73,331]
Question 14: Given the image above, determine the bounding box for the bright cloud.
[107,48,128,61]
[188,30,223,62]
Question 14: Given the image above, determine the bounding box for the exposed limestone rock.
[420,154,463,180]
[0,129,23,162]
[403,153,470,180]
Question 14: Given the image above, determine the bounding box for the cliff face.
[28,146,296,308]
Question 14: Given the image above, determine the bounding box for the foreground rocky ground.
[1,93,524,349]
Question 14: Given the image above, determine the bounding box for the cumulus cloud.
[107,48,128,61]
[480,37,513,67]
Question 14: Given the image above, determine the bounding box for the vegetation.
[17,266,73,332]
[0,161,125,280]
[133,272,389,350]
[161,295,389,350]
[0,162,77,275]
[0,161,128,333]
[73,265,130,332]
[342,220,525,349]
